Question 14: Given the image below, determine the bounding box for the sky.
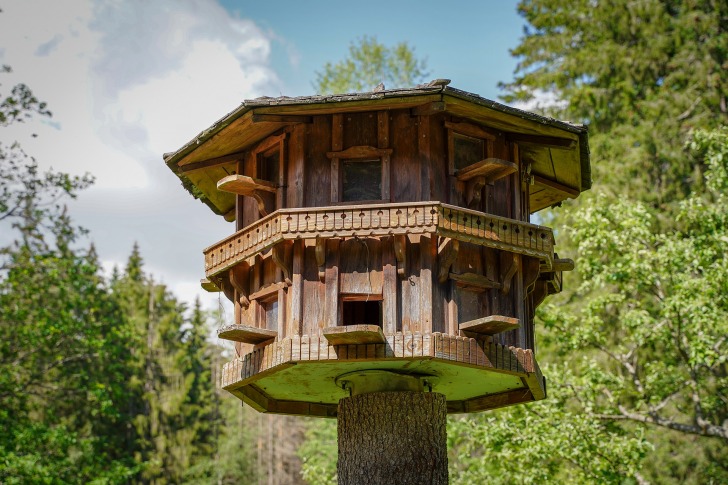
[0,0,525,312]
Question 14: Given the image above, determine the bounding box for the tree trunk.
[337,392,448,485]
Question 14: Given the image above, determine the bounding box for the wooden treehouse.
[164,80,590,417]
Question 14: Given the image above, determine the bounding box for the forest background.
[1,1,726,484]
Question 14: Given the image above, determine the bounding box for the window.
[453,134,485,171]
[327,145,392,203]
[342,159,382,202]
[342,299,382,327]
[446,121,495,175]
[257,145,280,185]
[263,299,278,331]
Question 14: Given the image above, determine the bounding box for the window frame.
[446,121,496,176]
[327,145,393,204]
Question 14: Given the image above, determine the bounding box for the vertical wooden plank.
[236,159,246,231]
[390,109,419,202]
[305,115,332,207]
[324,238,340,327]
[418,115,431,201]
[382,237,397,335]
[287,124,305,208]
[277,287,286,338]
[331,113,343,202]
[378,110,390,148]
[289,240,304,337]
[332,113,343,151]
[419,235,434,334]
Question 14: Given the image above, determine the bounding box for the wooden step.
[459,315,520,336]
[323,325,386,345]
[218,324,277,344]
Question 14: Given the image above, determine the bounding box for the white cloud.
[0,0,280,310]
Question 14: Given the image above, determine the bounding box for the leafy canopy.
[313,36,429,94]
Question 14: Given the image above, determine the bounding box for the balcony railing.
[204,201,555,278]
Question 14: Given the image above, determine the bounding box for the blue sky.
[222,0,524,98]
[0,0,525,310]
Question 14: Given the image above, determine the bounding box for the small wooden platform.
[200,278,220,292]
[322,325,386,345]
[456,158,517,182]
[217,175,276,196]
[459,315,520,336]
[218,324,277,344]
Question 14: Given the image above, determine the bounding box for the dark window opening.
[258,147,280,184]
[453,134,484,171]
[342,159,382,202]
[264,300,278,331]
[342,299,382,327]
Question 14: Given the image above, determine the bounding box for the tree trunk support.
[336,371,448,485]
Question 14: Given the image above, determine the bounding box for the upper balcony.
[203,201,556,280]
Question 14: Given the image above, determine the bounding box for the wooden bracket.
[228,264,250,309]
[437,238,459,283]
[272,242,292,284]
[315,238,326,282]
[393,235,407,278]
[466,177,487,209]
[218,277,235,303]
[522,257,541,299]
[500,253,519,295]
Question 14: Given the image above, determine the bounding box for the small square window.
[342,299,382,327]
[453,134,485,171]
[342,159,382,202]
[258,146,280,184]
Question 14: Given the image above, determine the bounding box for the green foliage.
[0,65,138,483]
[299,418,338,485]
[501,0,728,204]
[449,365,651,484]
[313,36,428,94]
[0,63,259,484]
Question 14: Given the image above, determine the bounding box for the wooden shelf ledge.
[456,158,517,182]
[460,315,520,336]
[200,278,220,292]
[218,324,277,344]
[217,175,276,196]
[323,325,386,345]
[450,272,501,292]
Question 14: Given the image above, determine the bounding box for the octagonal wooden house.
[164,80,590,417]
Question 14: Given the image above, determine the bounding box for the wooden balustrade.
[204,201,555,278]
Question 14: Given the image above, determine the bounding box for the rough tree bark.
[337,392,448,485]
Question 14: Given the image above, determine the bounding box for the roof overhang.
[164,82,590,217]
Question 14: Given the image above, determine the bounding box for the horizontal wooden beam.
[507,133,577,149]
[410,101,446,116]
[323,325,386,345]
[532,175,580,198]
[177,150,246,173]
[252,113,313,124]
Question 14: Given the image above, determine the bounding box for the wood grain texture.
[337,392,448,485]
[322,325,386,345]
[217,324,277,344]
[203,202,555,278]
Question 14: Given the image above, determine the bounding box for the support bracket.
[393,235,407,278]
[437,238,459,283]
